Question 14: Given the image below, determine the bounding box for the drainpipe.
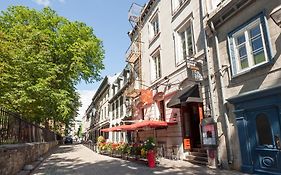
[211,22,234,165]
[199,0,219,167]
[199,0,215,127]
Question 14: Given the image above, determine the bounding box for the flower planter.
[147,150,156,168]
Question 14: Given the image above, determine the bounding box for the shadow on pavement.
[32,145,244,175]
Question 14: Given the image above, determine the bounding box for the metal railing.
[0,107,57,145]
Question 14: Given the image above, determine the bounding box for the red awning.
[132,120,168,129]
[100,124,136,132]
[101,121,170,132]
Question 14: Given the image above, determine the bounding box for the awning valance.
[100,120,170,132]
[133,120,168,128]
[167,83,202,108]
[100,124,136,132]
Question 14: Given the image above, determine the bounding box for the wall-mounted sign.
[183,138,191,150]
[201,118,218,148]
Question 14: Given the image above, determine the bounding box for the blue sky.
[0,0,147,118]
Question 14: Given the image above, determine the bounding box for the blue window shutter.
[260,14,273,60]
[227,36,237,75]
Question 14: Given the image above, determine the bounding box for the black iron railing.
[0,107,56,145]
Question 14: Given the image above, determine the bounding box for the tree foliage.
[0,6,104,126]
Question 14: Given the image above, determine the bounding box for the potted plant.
[143,137,156,168]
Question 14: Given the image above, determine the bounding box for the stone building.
[125,0,211,165]
[205,0,281,173]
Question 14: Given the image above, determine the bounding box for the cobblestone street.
[31,144,247,175]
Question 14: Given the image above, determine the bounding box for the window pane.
[251,37,263,52]
[236,35,245,45]
[250,25,261,38]
[254,51,265,65]
[180,32,187,59]
[256,113,273,145]
[237,45,248,69]
[240,58,249,69]
[153,20,159,35]
[186,28,194,55]
[238,45,247,58]
[157,55,161,78]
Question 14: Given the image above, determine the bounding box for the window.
[134,59,140,80]
[256,113,273,145]
[175,21,194,65]
[115,99,119,119]
[159,100,165,121]
[141,108,145,120]
[120,96,123,117]
[112,103,115,119]
[206,0,223,13]
[228,14,271,75]
[150,51,162,81]
[149,12,160,41]
[104,107,107,119]
[172,0,188,14]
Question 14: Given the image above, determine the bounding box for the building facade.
[205,0,281,174]
[108,65,132,143]
[86,75,114,143]
[84,0,281,173]
[125,0,212,164]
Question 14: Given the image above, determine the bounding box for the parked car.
[64,136,73,144]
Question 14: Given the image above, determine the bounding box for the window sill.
[150,77,162,86]
[149,32,160,48]
[231,60,273,79]
[175,59,186,67]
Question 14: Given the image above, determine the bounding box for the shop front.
[167,83,203,151]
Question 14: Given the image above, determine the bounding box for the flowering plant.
[143,137,156,151]
[97,136,105,144]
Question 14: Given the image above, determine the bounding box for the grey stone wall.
[0,141,57,175]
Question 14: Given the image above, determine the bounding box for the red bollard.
[147,150,155,168]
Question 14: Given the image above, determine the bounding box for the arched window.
[256,113,273,145]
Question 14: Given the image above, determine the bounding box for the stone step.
[185,154,208,162]
[191,148,207,153]
[189,151,207,157]
[183,158,208,166]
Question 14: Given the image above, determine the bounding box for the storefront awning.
[133,120,168,129]
[100,124,136,132]
[167,83,202,108]
[100,120,170,132]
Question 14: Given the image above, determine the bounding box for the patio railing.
[0,106,57,145]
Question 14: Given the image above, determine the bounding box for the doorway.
[181,102,202,150]
[246,106,281,174]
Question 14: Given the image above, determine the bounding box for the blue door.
[247,106,281,174]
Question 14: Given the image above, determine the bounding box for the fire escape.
[124,3,143,120]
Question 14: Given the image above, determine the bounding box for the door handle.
[274,135,281,150]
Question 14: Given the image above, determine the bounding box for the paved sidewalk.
[31,144,247,175]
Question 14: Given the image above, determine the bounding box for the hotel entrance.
[166,83,203,151]
[181,102,203,150]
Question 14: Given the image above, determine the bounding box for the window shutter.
[227,36,237,75]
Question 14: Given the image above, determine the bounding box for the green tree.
[0,6,104,127]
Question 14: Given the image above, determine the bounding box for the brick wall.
[0,141,58,175]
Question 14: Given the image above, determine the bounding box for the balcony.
[125,41,141,63]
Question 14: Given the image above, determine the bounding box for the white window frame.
[150,49,162,82]
[148,11,160,42]
[174,20,195,65]
[228,14,271,76]
[171,0,188,14]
